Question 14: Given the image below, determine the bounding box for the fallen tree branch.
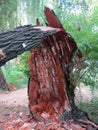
[0,25,57,66]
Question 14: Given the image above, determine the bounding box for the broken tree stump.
[28,36,71,120]
[27,7,98,129]
[28,6,82,120]
[28,31,83,121]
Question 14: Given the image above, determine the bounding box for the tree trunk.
[27,7,98,129]
[0,68,8,90]
[28,7,82,120]
[28,36,71,119]
[28,35,98,130]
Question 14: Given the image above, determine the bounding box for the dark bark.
[0,25,56,66]
[0,68,8,90]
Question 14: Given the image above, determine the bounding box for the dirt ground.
[0,85,97,108]
[0,87,28,120]
[0,87,28,107]
[0,85,98,129]
[0,87,29,130]
[75,85,98,123]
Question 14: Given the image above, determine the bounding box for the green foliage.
[18,52,30,77]
[1,61,28,89]
[55,0,98,89]
[17,0,48,25]
[0,0,18,31]
[79,98,98,123]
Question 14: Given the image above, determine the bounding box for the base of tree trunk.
[27,117,98,130]
[27,7,98,128]
[28,38,98,130]
[0,69,8,90]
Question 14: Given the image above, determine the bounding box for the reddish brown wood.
[28,35,72,121]
[27,7,98,130]
[28,7,82,121]
[7,83,17,91]
[28,28,83,121]
[44,7,64,29]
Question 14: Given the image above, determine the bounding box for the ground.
[0,87,28,107]
[0,85,98,130]
[75,85,98,123]
[0,87,29,130]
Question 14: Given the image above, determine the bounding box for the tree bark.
[0,25,57,66]
[0,68,8,90]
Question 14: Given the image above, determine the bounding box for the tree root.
[78,119,98,130]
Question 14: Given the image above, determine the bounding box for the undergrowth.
[78,98,98,123]
[1,61,28,89]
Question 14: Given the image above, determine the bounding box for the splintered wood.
[28,7,82,123]
[28,35,71,121]
[27,38,86,130]
[27,7,98,130]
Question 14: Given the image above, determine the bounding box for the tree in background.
[0,0,53,88]
[17,0,47,25]
[0,0,18,90]
[0,0,18,31]
[0,69,8,90]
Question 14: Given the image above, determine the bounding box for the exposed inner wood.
[28,28,83,121]
[27,7,98,129]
